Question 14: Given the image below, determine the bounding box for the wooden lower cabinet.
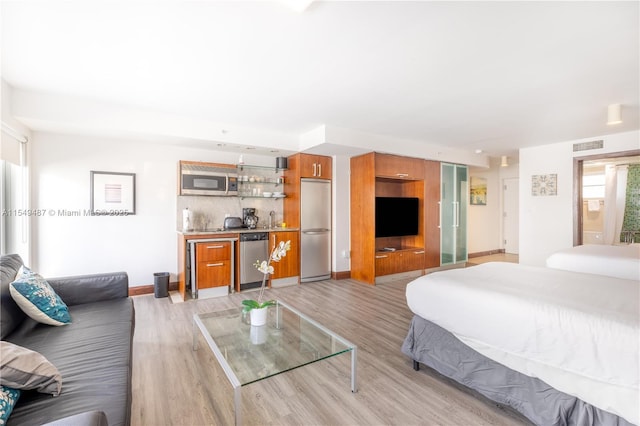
[269,231,299,280]
[195,241,232,288]
[375,249,425,277]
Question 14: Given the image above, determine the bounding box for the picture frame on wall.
[90,171,136,215]
[470,176,487,205]
[531,173,557,196]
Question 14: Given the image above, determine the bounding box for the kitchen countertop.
[178,227,299,236]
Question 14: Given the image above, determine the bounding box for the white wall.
[29,131,280,286]
[332,155,350,273]
[519,130,639,266]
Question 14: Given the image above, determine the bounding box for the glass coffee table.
[192,300,357,425]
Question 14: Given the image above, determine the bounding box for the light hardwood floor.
[131,273,531,426]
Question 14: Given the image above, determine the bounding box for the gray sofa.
[1,254,134,426]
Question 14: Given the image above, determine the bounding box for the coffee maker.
[243,208,259,229]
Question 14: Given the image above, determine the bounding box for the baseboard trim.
[468,249,505,259]
[332,271,351,280]
[129,282,178,297]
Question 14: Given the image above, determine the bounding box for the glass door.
[440,163,468,265]
[440,164,455,265]
[455,165,468,263]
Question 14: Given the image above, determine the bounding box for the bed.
[402,262,639,426]
[545,243,640,281]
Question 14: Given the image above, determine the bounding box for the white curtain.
[603,165,628,244]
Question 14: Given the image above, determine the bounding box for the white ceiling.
[1,1,638,160]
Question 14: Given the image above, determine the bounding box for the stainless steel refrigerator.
[300,178,331,282]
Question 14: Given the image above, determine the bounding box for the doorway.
[573,150,640,246]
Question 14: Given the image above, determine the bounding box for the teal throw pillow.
[0,385,20,426]
[9,266,71,326]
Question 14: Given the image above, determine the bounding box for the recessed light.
[245,147,256,150]
[475,149,483,154]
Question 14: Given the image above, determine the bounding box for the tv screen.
[375,197,419,238]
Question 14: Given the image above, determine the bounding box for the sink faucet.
[269,210,275,228]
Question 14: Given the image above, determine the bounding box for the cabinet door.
[375,252,397,276]
[270,232,299,279]
[375,153,424,180]
[197,260,231,288]
[315,155,332,179]
[300,154,331,179]
[196,241,231,261]
[402,250,425,271]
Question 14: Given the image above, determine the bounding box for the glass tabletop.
[193,300,355,387]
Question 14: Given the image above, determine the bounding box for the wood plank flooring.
[131,276,531,425]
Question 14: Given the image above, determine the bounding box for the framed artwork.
[531,174,557,196]
[470,177,487,205]
[90,171,136,215]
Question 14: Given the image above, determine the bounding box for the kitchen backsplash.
[176,195,284,231]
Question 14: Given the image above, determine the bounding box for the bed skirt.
[401,315,633,426]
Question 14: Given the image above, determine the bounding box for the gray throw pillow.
[0,341,62,396]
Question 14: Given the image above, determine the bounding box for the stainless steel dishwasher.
[239,232,269,291]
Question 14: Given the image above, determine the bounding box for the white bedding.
[546,243,640,281]
[405,262,640,425]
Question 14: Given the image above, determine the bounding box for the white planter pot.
[250,325,267,344]
[250,307,268,326]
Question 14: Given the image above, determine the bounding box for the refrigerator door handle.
[302,229,330,235]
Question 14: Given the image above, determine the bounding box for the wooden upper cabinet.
[375,153,425,180]
[300,154,332,179]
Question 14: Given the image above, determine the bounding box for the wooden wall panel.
[424,160,441,268]
[350,153,377,284]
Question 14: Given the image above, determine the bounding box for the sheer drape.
[603,165,628,244]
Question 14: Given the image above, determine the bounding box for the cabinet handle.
[272,234,276,249]
[206,245,224,249]
[318,163,322,177]
[206,263,224,267]
[396,173,409,178]
[454,201,459,228]
[414,250,425,254]
[375,255,388,259]
[437,201,441,229]
[312,163,317,177]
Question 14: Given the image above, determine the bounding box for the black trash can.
[153,272,169,298]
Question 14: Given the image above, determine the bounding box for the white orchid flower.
[256,260,274,275]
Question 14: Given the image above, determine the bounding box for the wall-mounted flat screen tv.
[375,197,419,238]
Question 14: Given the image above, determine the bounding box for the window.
[582,173,605,199]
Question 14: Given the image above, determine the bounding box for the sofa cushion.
[9,266,71,326]
[0,254,27,340]
[0,385,20,426]
[0,341,62,396]
[7,297,134,426]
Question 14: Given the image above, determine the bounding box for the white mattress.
[546,243,640,281]
[405,262,640,425]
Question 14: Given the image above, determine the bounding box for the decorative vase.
[250,307,268,326]
[250,325,267,344]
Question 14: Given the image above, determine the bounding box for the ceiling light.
[607,104,622,125]
[475,149,483,154]
[501,156,509,167]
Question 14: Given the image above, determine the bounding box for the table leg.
[192,319,199,351]
[234,385,242,426]
[351,346,358,393]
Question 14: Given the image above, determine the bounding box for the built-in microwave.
[180,162,238,196]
